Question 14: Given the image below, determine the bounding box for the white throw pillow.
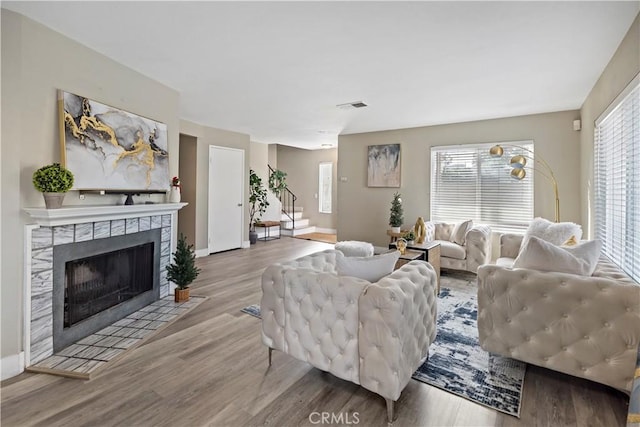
[521,217,582,250]
[336,250,400,282]
[513,236,602,276]
[450,220,473,245]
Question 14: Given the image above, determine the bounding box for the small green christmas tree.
[389,192,404,227]
[166,234,201,290]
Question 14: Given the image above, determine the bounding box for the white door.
[208,146,244,253]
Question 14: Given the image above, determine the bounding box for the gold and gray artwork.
[61,91,170,191]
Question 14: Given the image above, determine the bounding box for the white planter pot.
[169,187,181,203]
[389,226,401,233]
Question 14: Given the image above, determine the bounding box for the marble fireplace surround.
[23,203,186,366]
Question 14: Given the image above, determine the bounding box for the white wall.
[250,142,281,223]
[0,11,180,364]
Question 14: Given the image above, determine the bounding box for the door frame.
[208,145,245,254]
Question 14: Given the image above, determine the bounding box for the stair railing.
[269,165,297,231]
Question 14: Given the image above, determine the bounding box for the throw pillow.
[336,250,400,282]
[513,236,602,276]
[450,220,473,245]
[521,217,582,250]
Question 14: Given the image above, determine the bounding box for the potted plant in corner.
[166,234,201,302]
[249,169,270,244]
[32,163,74,209]
[389,192,404,233]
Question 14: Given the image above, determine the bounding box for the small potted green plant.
[389,192,404,232]
[166,234,201,302]
[249,169,270,244]
[32,163,74,209]
[402,229,416,244]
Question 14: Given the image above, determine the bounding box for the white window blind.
[430,142,534,233]
[594,75,640,283]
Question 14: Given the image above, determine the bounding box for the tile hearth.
[28,296,205,379]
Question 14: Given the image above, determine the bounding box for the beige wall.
[580,13,640,239]
[178,134,198,246]
[277,146,338,231]
[0,11,180,360]
[250,142,281,222]
[337,110,581,246]
[180,120,251,251]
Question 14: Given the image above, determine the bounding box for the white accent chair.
[424,221,492,273]
[261,249,438,422]
[477,233,640,392]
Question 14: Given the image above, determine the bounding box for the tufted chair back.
[261,249,438,405]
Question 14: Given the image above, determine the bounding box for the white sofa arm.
[261,250,339,352]
[477,264,640,391]
[500,233,523,259]
[465,225,491,273]
[358,261,438,401]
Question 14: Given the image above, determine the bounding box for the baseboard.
[195,248,209,258]
[315,228,337,234]
[241,241,250,248]
[1,352,25,380]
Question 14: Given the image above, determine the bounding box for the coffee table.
[390,241,441,293]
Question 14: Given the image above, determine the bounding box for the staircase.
[280,207,316,237]
[269,165,317,237]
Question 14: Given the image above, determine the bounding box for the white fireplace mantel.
[24,203,187,226]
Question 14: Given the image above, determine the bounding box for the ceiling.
[3,1,638,149]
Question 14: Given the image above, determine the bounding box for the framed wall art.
[58,90,170,191]
[367,143,401,187]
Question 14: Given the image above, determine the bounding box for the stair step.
[281,218,310,229]
[281,211,303,221]
[281,226,317,237]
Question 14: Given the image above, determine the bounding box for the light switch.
[340,176,348,182]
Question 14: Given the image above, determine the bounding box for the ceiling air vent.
[337,101,368,110]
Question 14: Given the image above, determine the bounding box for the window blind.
[594,75,640,283]
[430,142,534,233]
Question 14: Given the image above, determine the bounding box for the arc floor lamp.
[489,144,560,222]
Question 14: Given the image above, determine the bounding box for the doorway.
[208,146,244,253]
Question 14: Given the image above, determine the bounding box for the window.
[594,75,639,283]
[319,162,332,214]
[430,141,534,233]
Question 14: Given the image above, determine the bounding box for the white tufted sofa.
[423,221,492,273]
[477,233,640,392]
[261,249,438,421]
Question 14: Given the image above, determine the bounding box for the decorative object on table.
[268,168,287,197]
[396,238,407,255]
[166,233,201,302]
[367,143,401,187]
[169,176,181,203]
[389,191,404,232]
[32,163,74,209]
[402,229,415,244]
[415,216,427,244]
[249,169,270,244]
[59,90,169,192]
[412,271,526,417]
[489,143,560,222]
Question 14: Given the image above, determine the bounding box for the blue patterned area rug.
[241,271,526,417]
[412,271,526,417]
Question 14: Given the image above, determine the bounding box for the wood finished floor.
[1,237,630,426]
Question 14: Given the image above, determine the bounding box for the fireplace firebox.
[53,229,161,352]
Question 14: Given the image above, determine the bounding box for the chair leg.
[385,398,395,423]
[268,347,273,366]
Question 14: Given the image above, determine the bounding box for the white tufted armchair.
[423,221,492,273]
[261,250,438,422]
[477,233,640,392]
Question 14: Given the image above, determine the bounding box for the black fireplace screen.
[64,242,154,327]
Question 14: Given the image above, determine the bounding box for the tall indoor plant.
[249,169,269,244]
[32,163,74,209]
[166,234,201,302]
